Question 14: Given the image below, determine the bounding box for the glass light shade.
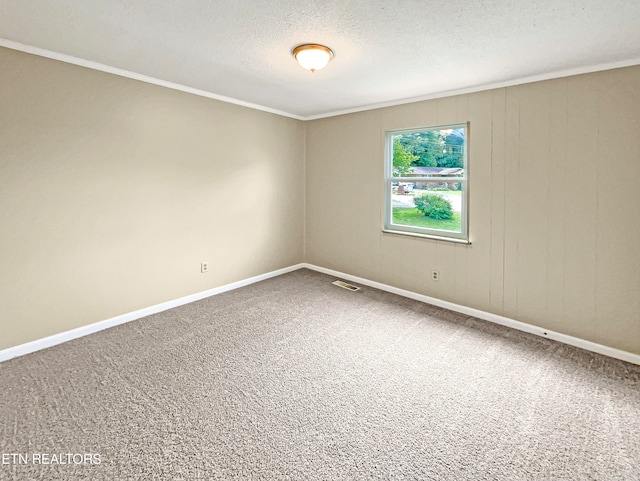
[293,44,334,72]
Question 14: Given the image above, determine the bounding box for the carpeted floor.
[1,268,639,480]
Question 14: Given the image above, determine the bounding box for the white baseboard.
[301,263,640,366]
[3,261,639,366]
[0,263,305,363]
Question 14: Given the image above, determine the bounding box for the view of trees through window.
[394,128,465,169]
[387,126,467,239]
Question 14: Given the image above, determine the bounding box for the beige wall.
[305,66,640,355]
[2,45,638,357]
[0,48,304,350]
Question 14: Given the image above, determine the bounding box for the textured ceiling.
[1,0,639,119]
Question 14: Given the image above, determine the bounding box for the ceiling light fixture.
[292,44,334,73]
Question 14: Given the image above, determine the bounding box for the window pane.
[392,127,465,177]
[391,184,463,234]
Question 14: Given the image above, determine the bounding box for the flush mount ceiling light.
[292,44,334,73]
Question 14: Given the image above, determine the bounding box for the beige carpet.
[1,268,639,480]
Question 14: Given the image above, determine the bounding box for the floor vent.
[332,280,361,291]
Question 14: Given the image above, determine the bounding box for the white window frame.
[383,122,469,243]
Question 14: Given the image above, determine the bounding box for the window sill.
[382,229,471,245]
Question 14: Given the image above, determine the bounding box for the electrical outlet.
[201,262,209,273]
[431,270,440,281]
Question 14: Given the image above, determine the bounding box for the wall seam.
[302,119,308,262]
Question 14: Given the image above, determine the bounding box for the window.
[384,123,469,243]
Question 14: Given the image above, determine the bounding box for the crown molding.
[0,38,305,121]
[2,38,639,121]
[303,57,640,120]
